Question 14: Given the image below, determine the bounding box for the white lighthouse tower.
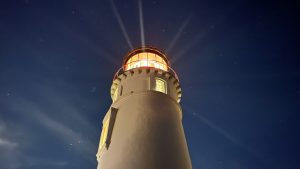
[96,46,192,169]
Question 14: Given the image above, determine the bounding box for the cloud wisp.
[0,121,21,169]
[1,77,100,168]
[0,138,18,149]
[11,91,97,161]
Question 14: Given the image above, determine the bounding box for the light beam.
[183,104,264,161]
[171,32,205,64]
[138,0,145,47]
[109,0,133,49]
[166,14,192,54]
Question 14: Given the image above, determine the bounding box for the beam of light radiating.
[182,104,279,169]
[182,105,261,158]
[166,14,192,54]
[138,0,145,47]
[109,0,133,49]
[171,3,245,64]
[171,31,205,64]
[53,20,119,66]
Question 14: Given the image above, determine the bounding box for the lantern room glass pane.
[139,53,147,60]
[148,53,156,61]
[125,52,168,71]
[157,55,163,63]
[132,54,138,61]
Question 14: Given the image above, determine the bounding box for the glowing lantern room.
[123,47,169,71]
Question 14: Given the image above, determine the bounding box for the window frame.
[97,107,118,158]
[154,78,167,94]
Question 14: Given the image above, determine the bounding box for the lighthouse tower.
[96,46,192,169]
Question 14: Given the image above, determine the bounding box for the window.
[112,87,118,102]
[99,117,109,150]
[155,78,167,94]
[120,85,123,96]
[97,107,118,156]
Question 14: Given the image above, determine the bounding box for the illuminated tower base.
[96,47,192,169]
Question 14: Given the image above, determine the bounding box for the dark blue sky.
[0,0,299,169]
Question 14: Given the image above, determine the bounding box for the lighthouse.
[96,46,193,169]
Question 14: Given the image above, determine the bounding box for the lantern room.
[123,47,169,71]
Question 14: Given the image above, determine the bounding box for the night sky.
[0,0,299,169]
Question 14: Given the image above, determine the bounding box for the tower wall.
[96,68,192,169]
[98,92,192,169]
